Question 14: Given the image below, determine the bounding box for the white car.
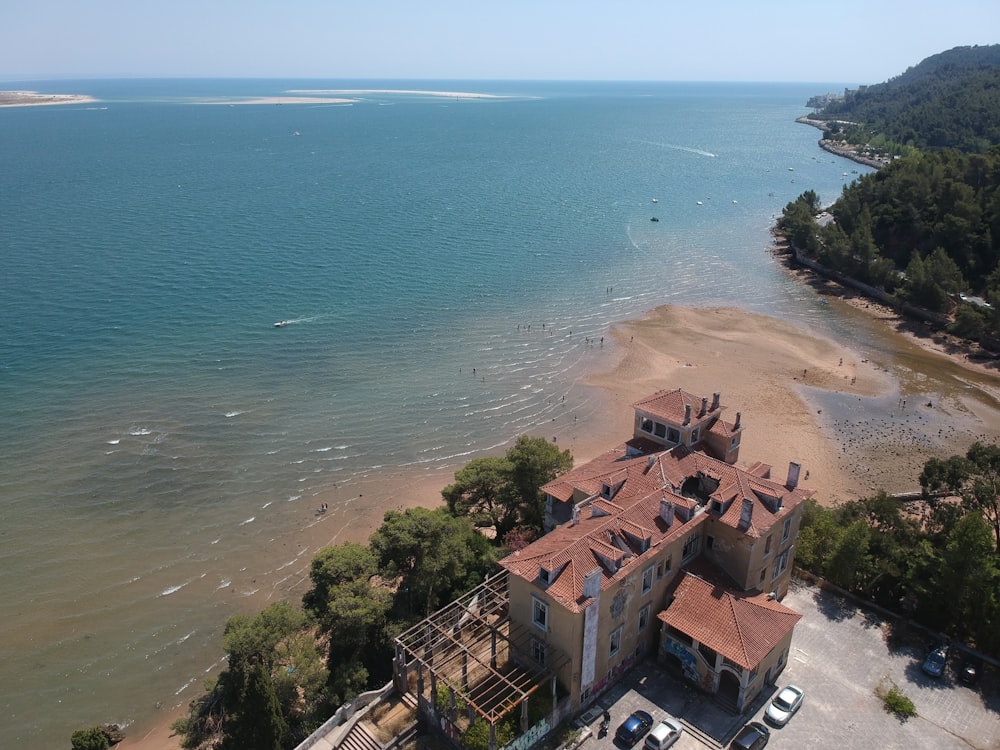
[644,717,683,750]
[764,684,804,727]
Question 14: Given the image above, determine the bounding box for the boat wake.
[641,139,716,158]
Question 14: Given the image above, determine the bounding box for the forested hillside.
[818,44,1000,153]
[782,46,1000,347]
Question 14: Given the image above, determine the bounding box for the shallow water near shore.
[2,78,981,746]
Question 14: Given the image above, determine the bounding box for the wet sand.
[118,301,1000,748]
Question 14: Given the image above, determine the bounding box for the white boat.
[651,198,658,203]
[274,320,290,327]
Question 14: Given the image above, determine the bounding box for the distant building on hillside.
[394,388,812,748]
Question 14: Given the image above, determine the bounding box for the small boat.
[650,216,659,222]
[651,198,658,203]
[696,201,703,206]
[274,320,290,327]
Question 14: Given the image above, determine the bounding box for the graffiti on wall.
[502,719,550,750]
[661,638,700,683]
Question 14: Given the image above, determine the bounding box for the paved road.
[583,579,1000,750]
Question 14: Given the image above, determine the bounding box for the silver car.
[764,684,804,726]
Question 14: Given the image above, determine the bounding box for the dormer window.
[538,567,551,585]
[601,483,613,499]
[710,499,724,515]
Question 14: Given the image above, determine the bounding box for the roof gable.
[658,573,801,670]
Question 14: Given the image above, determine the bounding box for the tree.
[220,663,288,750]
[505,435,573,533]
[302,543,392,696]
[826,521,871,591]
[442,456,518,534]
[921,442,1000,551]
[70,727,109,750]
[369,507,495,616]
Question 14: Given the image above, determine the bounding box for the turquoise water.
[0,79,866,746]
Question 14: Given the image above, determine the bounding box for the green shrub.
[70,726,109,750]
[876,679,917,719]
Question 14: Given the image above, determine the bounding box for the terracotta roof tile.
[657,572,801,670]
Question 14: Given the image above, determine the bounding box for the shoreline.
[795,115,890,169]
[0,90,97,107]
[120,296,1000,749]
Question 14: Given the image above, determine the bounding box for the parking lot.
[583,579,1000,749]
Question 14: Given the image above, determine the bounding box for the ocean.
[1,79,870,746]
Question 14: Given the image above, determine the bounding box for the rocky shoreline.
[795,115,890,169]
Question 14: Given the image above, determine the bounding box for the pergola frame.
[394,572,567,744]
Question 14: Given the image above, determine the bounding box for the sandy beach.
[122,297,1000,749]
[285,88,513,99]
[196,96,358,106]
[0,90,96,107]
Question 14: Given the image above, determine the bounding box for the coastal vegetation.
[796,444,1000,656]
[781,47,1000,348]
[815,45,1000,155]
[172,436,571,750]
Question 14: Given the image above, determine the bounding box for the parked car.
[615,710,654,746]
[764,684,804,727]
[922,644,948,678]
[959,655,983,685]
[730,721,769,750]
[644,716,683,750]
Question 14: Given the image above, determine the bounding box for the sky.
[2,0,998,84]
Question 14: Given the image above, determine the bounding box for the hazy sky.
[2,0,997,84]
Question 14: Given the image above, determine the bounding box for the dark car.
[922,644,948,678]
[730,721,770,750]
[615,710,654,746]
[960,655,983,684]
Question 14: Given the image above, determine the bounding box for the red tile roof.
[633,388,721,425]
[658,572,801,670]
[500,390,813,611]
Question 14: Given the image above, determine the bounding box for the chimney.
[659,498,674,526]
[712,392,720,411]
[787,461,801,489]
[739,498,753,530]
[684,404,692,425]
[571,506,581,525]
[734,411,742,429]
[646,455,656,473]
[700,397,708,417]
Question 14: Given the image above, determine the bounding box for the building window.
[539,567,550,584]
[610,625,623,656]
[706,535,715,551]
[764,534,772,556]
[665,555,673,574]
[532,597,548,631]
[531,638,547,666]
[710,500,723,515]
[638,604,651,632]
[667,428,680,443]
[641,418,654,434]
[642,565,654,595]
[691,429,700,443]
[654,422,666,438]
[682,534,700,562]
[759,568,766,585]
[772,548,791,581]
[782,516,792,542]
